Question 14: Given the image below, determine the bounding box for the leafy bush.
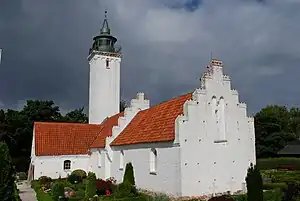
[123,162,135,186]
[85,172,97,199]
[31,180,54,201]
[114,182,138,198]
[208,195,235,201]
[257,158,300,170]
[51,182,65,201]
[71,169,87,179]
[38,176,52,186]
[68,173,82,184]
[263,182,288,190]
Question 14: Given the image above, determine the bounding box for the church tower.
[88,11,121,124]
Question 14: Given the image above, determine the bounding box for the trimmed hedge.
[257,158,300,170]
[263,183,288,190]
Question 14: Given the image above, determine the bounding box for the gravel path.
[17,181,38,201]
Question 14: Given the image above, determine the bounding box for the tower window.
[106,59,110,69]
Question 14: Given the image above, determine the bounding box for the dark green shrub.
[208,195,235,201]
[263,182,287,190]
[68,173,82,184]
[257,158,300,170]
[246,163,263,201]
[51,181,65,201]
[114,182,138,198]
[231,194,247,201]
[282,182,300,201]
[38,176,52,186]
[71,169,87,179]
[85,172,97,199]
[0,142,17,201]
[123,162,135,186]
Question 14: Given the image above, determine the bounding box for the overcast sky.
[0,0,300,115]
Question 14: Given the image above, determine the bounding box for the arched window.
[219,97,226,140]
[97,150,102,167]
[119,150,124,170]
[150,148,157,174]
[63,160,71,170]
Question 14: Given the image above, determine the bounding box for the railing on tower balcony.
[114,45,122,53]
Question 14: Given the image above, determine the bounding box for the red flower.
[105,189,111,196]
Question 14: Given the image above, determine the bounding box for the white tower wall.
[88,54,121,124]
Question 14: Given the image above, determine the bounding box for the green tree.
[120,100,127,112]
[62,107,88,123]
[246,163,263,201]
[255,105,297,158]
[0,141,18,201]
[123,162,135,186]
[13,100,62,171]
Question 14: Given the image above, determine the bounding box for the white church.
[29,14,256,197]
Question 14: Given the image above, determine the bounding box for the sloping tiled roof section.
[34,122,103,156]
[89,112,124,148]
[111,93,192,146]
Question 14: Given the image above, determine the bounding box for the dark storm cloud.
[0,0,300,115]
[0,0,99,111]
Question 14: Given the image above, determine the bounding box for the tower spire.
[89,10,121,55]
[101,11,110,35]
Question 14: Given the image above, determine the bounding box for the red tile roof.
[110,93,192,146]
[34,92,192,155]
[34,122,103,156]
[89,112,124,148]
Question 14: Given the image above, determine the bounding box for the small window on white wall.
[63,160,71,170]
[106,58,110,69]
[97,150,101,167]
[119,150,124,170]
[150,148,157,174]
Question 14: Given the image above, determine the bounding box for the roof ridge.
[34,121,97,126]
[89,125,106,148]
[142,91,193,112]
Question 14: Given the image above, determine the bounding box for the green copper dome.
[89,11,120,54]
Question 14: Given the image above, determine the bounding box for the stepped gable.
[34,122,103,156]
[89,112,124,148]
[110,93,192,146]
